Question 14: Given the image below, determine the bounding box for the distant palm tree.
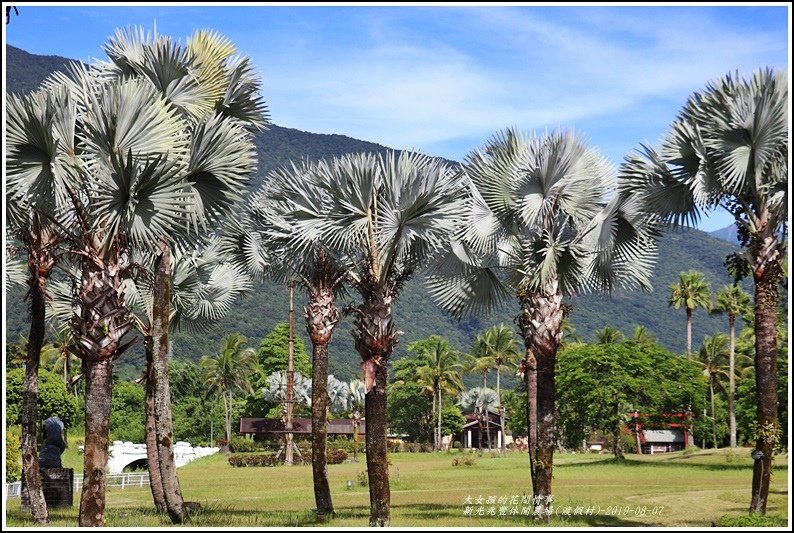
[413,336,464,452]
[621,68,787,513]
[711,285,752,448]
[631,325,656,346]
[698,334,731,448]
[458,387,500,453]
[595,326,624,345]
[200,334,259,448]
[474,325,520,453]
[668,271,712,360]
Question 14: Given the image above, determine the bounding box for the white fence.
[6,473,150,499]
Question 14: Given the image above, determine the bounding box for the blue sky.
[3,3,790,232]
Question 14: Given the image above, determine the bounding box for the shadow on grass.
[554,456,778,472]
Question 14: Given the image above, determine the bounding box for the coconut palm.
[712,284,752,448]
[457,387,500,453]
[470,325,520,452]
[697,334,731,448]
[201,334,259,448]
[619,68,787,514]
[428,128,656,517]
[631,325,656,346]
[277,150,465,526]
[413,336,464,452]
[595,326,624,345]
[668,271,712,359]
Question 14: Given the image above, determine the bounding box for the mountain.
[4,45,748,383]
[709,224,739,245]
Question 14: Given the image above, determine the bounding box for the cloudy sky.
[4,3,789,232]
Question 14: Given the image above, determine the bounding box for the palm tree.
[668,271,712,359]
[698,334,731,448]
[474,325,520,453]
[595,326,624,345]
[631,325,656,346]
[6,84,79,524]
[457,387,500,453]
[428,128,656,518]
[286,150,465,526]
[413,336,464,452]
[200,334,259,450]
[620,68,787,514]
[346,379,366,461]
[225,158,347,520]
[712,284,752,448]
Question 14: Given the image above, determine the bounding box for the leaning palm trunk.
[71,233,135,527]
[354,291,397,527]
[523,281,564,521]
[21,220,57,524]
[144,341,166,512]
[750,257,780,514]
[305,284,340,520]
[150,241,185,523]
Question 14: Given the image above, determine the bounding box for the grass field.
[5,448,790,528]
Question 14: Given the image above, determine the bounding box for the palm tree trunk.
[144,338,166,513]
[485,407,492,451]
[710,381,717,448]
[354,290,397,527]
[22,266,48,523]
[430,387,437,451]
[686,307,693,360]
[518,303,540,498]
[526,281,564,522]
[310,341,333,519]
[613,403,624,460]
[305,282,340,520]
[437,387,443,452]
[728,314,737,448]
[224,391,233,446]
[150,241,185,524]
[365,362,390,526]
[79,357,113,527]
[749,262,779,515]
[497,367,505,453]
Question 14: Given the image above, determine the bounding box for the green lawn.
[6,448,789,527]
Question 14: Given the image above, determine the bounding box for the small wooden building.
[455,411,507,450]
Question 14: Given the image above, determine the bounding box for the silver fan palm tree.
[9,26,266,526]
[224,158,347,519]
[457,387,500,453]
[428,127,656,518]
[619,68,787,515]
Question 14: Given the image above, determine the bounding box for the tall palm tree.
[428,128,656,518]
[457,387,500,453]
[698,334,731,448]
[474,325,520,453]
[225,158,347,520]
[280,150,465,526]
[200,334,259,448]
[668,271,712,359]
[6,84,78,524]
[413,336,464,452]
[620,68,787,514]
[712,284,752,448]
[24,26,266,526]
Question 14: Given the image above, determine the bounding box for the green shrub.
[356,470,368,486]
[328,437,356,453]
[6,432,22,482]
[682,445,701,456]
[717,514,787,527]
[452,456,476,467]
[327,449,348,464]
[228,453,279,467]
[230,436,260,453]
